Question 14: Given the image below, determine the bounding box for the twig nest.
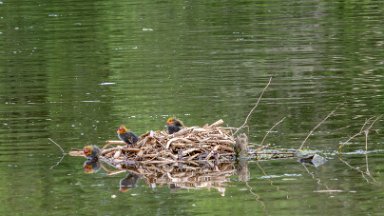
[101,119,237,166]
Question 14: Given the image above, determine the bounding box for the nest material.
[101,119,237,167]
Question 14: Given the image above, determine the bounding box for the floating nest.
[69,119,242,194]
[70,119,301,168]
[99,119,237,167]
[69,119,312,193]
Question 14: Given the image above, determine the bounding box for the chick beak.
[83,148,90,156]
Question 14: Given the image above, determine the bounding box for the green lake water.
[0,0,383,215]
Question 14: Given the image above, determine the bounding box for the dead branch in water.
[234,77,272,135]
[337,115,382,184]
[49,138,64,154]
[339,116,375,147]
[298,107,338,150]
[260,117,286,146]
[49,138,66,169]
[362,115,381,176]
[339,115,382,152]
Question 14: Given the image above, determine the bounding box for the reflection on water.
[83,158,101,174]
[119,173,139,192]
[1,0,384,215]
[85,160,239,197]
[78,147,381,215]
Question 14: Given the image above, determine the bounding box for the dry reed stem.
[299,108,337,150]
[173,128,191,137]
[49,138,65,153]
[107,170,127,176]
[49,138,66,169]
[234,77,272,135]
[260,117,286,146]
[339,115,382,152]
[340,116,376,147]
[105,140,125,145]
[209,119,225,128]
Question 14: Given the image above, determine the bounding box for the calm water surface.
[0,0,383,215]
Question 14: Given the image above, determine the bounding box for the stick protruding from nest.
[234,77,272,135]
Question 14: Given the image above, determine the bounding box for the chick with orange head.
[166,117,184,134]
[83,145,101,160]
[117,125,139,146]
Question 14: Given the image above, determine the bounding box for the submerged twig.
[260,117,286,146]
[363,115,381,175]
[50,155,66,170]
[364,125,371,176]
[49,138,66,169]
[301,163,331,191]
[244,181,267,213]
[255,162,275,187]
[241,162,268,214]
[337,156,375,184]
[234,77,272,135]
[254,161,290,204]
[364,147,371,176]
[299,108,337,150]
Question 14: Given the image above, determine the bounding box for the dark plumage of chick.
[83,145,101,160]
[166,117,184,134]
[117,125,139,146]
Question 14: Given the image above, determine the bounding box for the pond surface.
[0,0,383,215]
